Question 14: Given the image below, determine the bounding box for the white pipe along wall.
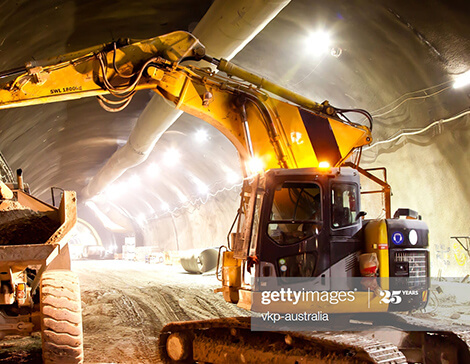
[82,0,291,199]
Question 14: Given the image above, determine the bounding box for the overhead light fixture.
[191,176,209,195]
[226,170,241,184]
[104,183,123,199]
[197,183,209,195]
[196,181,209,195]
[146,162,160,178]
[453,70,470,89]
[194,129,209,143]
[318,161,330,169]
[136,213,146,224]
[176,190,189,203]
[306,30,331,56]
[128,174,141,186]
[164,148,181,166]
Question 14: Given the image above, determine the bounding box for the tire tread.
[40,270,83,364]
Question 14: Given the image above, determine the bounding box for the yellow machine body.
[364,220,390,278]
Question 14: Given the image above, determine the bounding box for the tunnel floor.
[77,260,249,363]
[0,260,248,363]
[0,260,468,363]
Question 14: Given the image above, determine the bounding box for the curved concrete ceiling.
[0,1,469,275]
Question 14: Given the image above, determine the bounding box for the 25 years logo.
[379,290,402,304]
[379,289,419,304]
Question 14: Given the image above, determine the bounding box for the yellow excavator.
[1,31,469,363]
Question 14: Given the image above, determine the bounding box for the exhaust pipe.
[16,169,24,191]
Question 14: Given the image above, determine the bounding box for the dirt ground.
[0,260,248,364]
[77,260,248,363]
[1,260,469,363]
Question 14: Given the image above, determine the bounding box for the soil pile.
[0,201,60,245]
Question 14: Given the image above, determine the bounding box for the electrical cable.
[112,42,136,79]
[97,92,136,105]
[364,108,470,151]
[354,81,454,127]
[372,85,452,118]
[371,80,452,115]
[146,182,243,221]
[97,96,134,112]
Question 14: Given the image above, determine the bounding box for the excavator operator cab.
[232,167,363,280]
[256,167,362,279]
[223,166,430,312]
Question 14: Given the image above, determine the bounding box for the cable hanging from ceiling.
[355,79,454,128]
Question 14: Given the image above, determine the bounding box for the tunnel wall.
[142,188,240,252]
[363,118,470,277]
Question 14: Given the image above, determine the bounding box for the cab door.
[258,173,328,278]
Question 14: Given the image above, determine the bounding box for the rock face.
[0,201,60,245]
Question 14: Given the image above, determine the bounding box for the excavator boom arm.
[0,31,205,108]
[0,30,372,173]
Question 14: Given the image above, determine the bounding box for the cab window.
[267,182,321,245]
[331,184,358,228]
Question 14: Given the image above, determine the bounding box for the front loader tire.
[40,270,84,364]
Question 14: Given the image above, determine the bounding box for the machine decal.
[298,109,342,166]
[50,86,83,94]
[391,231,404,245]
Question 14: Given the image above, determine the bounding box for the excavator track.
[387,313,470,363]
[158,317,407,363]
[159,315,470,363]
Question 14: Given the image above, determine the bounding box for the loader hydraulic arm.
[0,30,372,174]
